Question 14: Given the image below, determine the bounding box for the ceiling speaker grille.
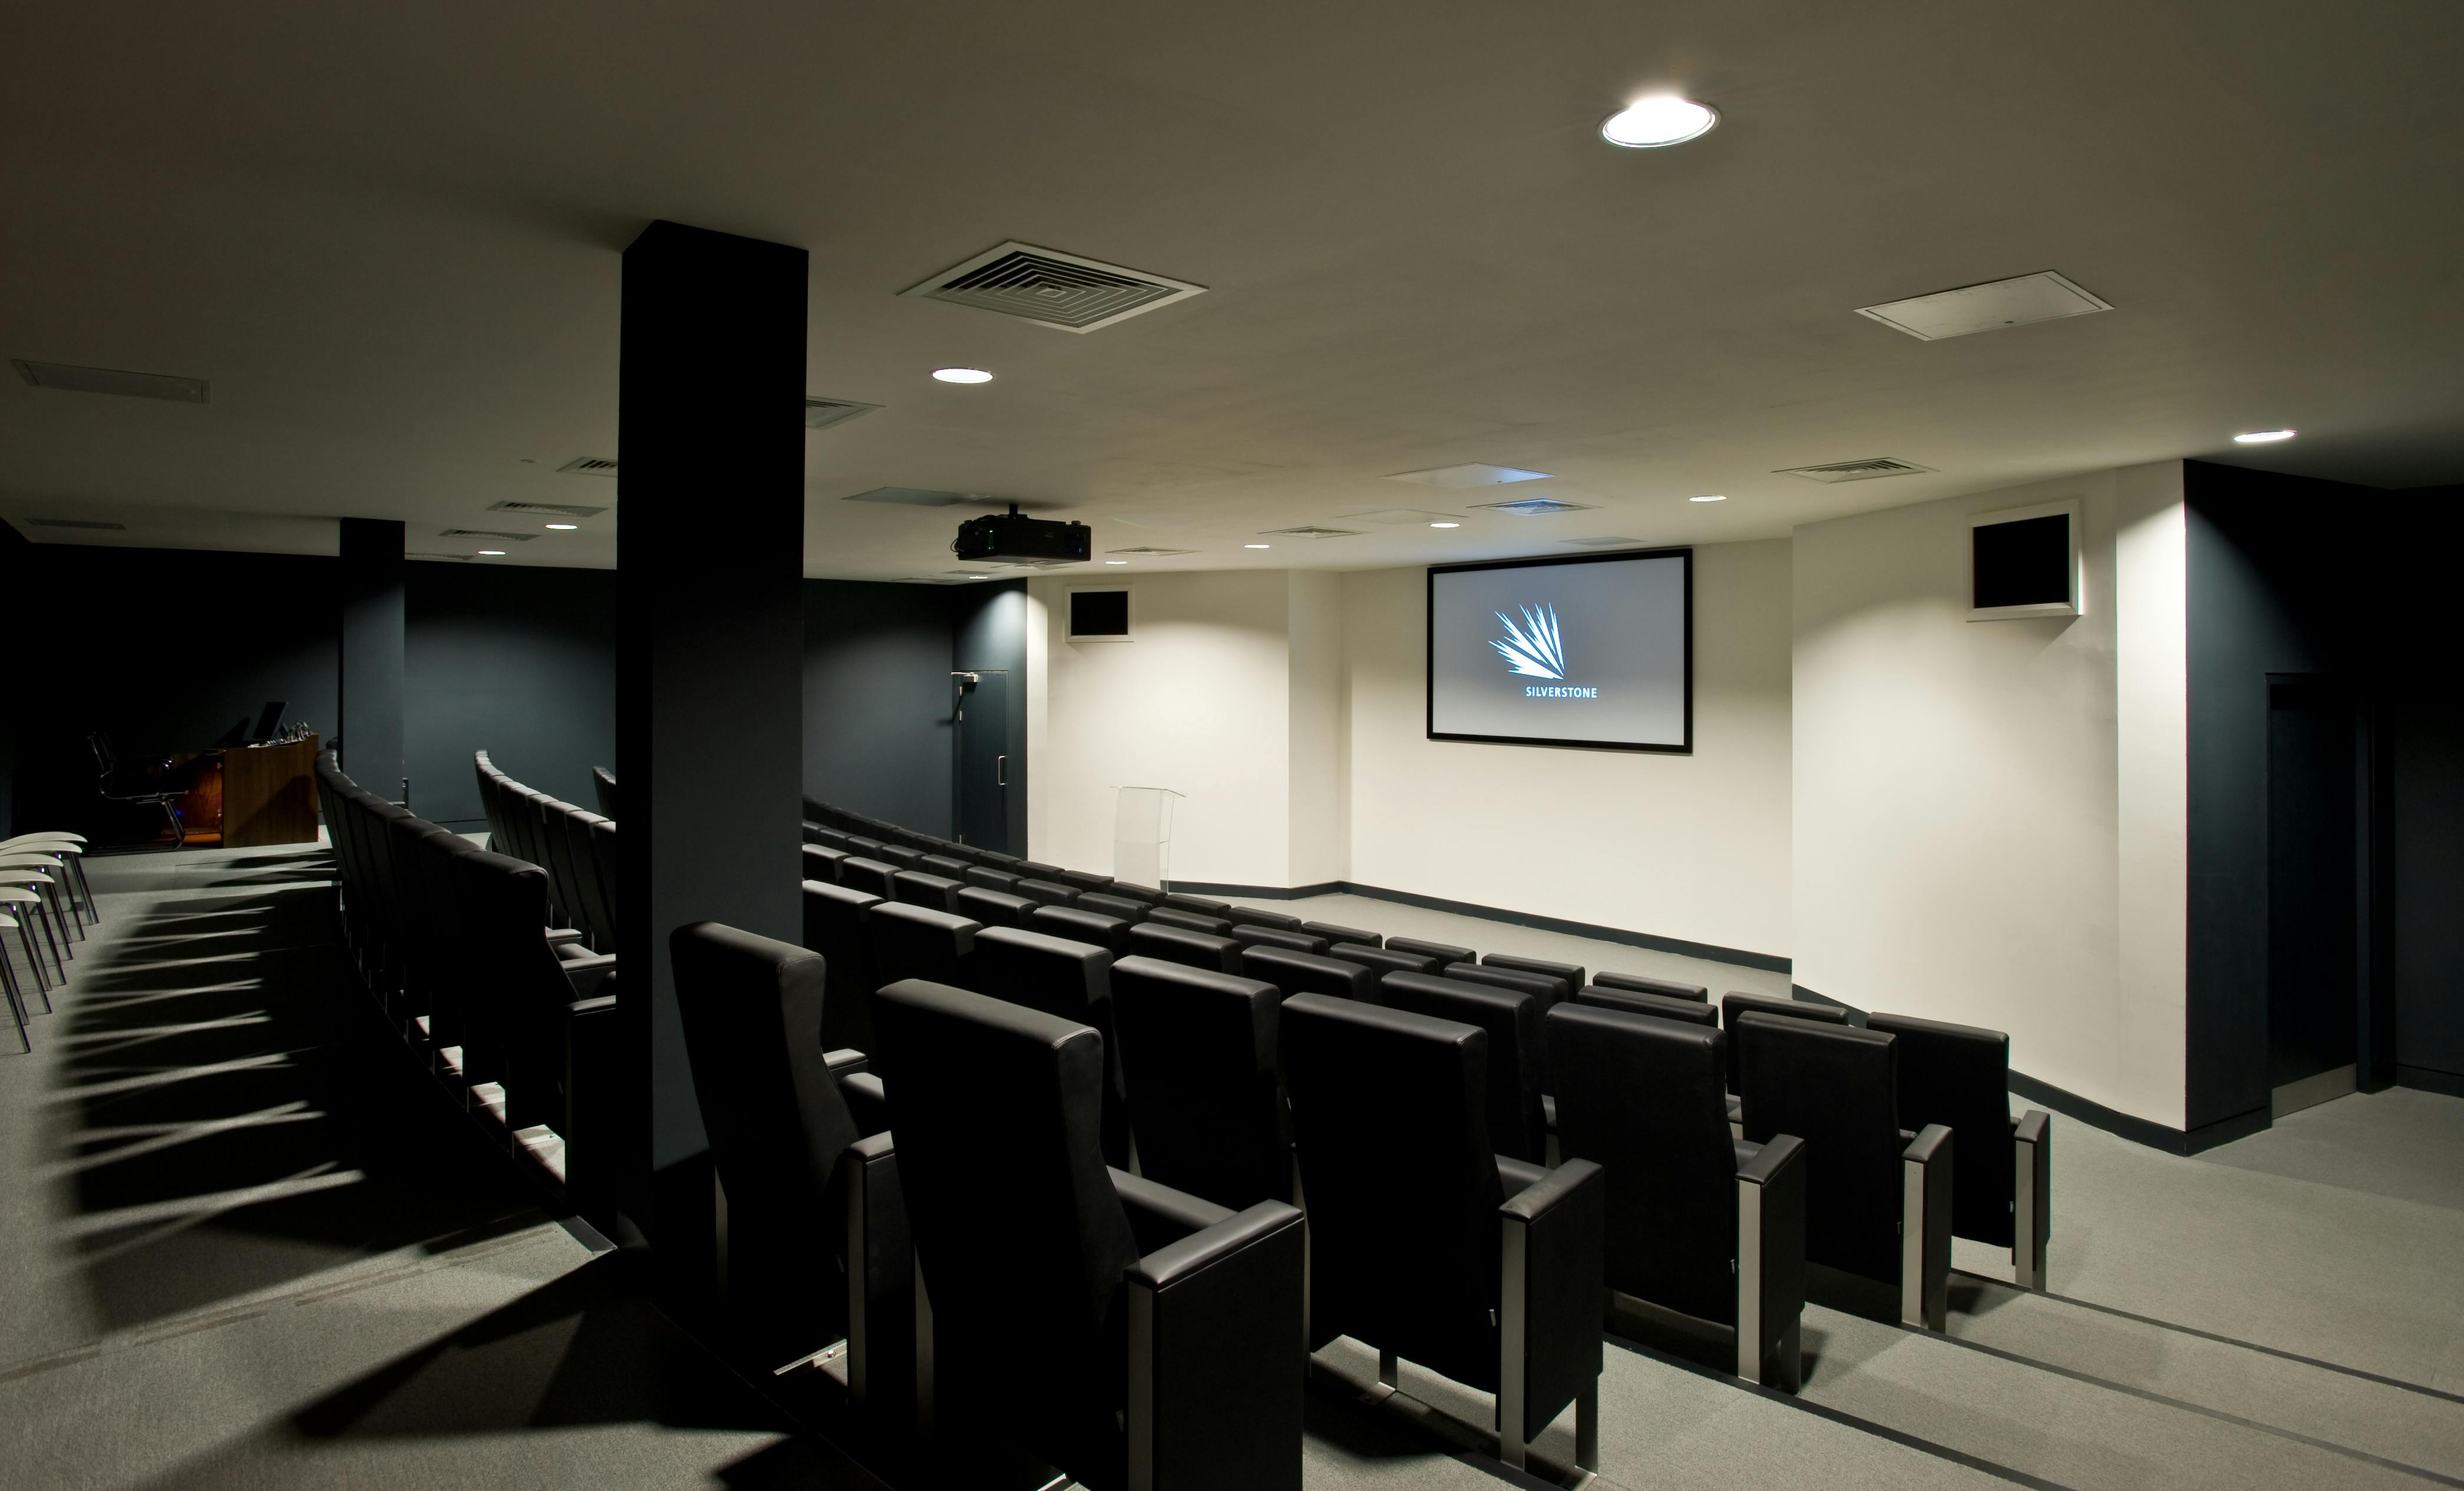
[557,457,618,477]
[439,528,535,542]
[1775,457,1936,483]
[1106,545,1195,556]
[488,500,609,518]
[13,359,209,403]
[903,241,1205,333]
[1471,497,1596,516]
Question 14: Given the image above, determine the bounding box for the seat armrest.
[1496,1153,1548,1197]
[1499,1158,1604,1455]
[1900,1122,1954,1331]
[838,1071,891,1137]
[1126,1201,1307,1491]
[840,1131,914,1412]
[2012,1109,2052,1289]
[560,954,616,1001]
[1111,1166,1235,1255]
[1733,1133,1806,1389]
[824,1047,869,1077]
[545,926,584,945]
[553,985,620,1232]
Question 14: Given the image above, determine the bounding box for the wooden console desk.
[222,735,321,847]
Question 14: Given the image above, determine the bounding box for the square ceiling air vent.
[1854,272,2111,341]
[805,396,880,430]
[1384,463,1552,488]
[844,487,972,507]
[901,241,1206,333]
[1257,526,1365,539]
[1106,546,1195,556]
[12,359,209,403]
[557,457,618,477]
[488,500,609,519]
[1775,457,1937,483]
[1471,496,1596,516]
[24,517,127,530]
[439,527,535,542]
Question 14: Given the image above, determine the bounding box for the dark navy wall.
[952,582,1030,852]
[801,579,962,835]
[406,562,617,829]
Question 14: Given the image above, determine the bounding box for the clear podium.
[1113,786,1185,888]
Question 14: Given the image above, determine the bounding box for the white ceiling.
[4,1,2460,580]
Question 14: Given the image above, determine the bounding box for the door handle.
[996,755,1007,788]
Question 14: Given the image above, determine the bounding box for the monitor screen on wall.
[1426,547,1691,752]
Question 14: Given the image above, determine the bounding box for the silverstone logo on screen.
[1491,603,1598,699]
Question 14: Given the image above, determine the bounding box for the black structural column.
[336,517,406,799]
[616,220,808,1262]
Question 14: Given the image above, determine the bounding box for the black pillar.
[616,221,808,1259]
[338,518,406,799]
[0,520,28,836]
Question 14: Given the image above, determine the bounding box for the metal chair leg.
[0,941,29,1052]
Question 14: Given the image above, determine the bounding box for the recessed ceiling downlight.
[932,368,993,384]
[1601,95,1717,148]
[477,549,507,556]
[2234,428,2297,444]
[544,523,579,530]
[1688,494,1726,503]
[1429,522,1461,528]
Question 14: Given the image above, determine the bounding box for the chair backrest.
[1111,956,1291,1208]
[412,826,484,1052]
[588,818,619,941]
[891,870,966,914]
[1146,906,1233,936]
[1547,1002,1738,1321]
[1280,992,1504,1390]
[956,887,1040,930]
[801,843,847,884]
[965,865,1024,895]
[1867,1011,2014,1246]
[1074,891,1148,922]
[920,853,974,880]
[1226,906,1302,931]
[448,848,574,1109]
[1388,936,1475,966]
[1161,892,1231,918]
[1239,944,1378,1005]
[872,979,1139,1458]
[1127,922,1244,975]
[1574,985,1717,1028]
[1230,925,1332,957]
[968,926,1114,1028]
[1593,970,1709,1002]
[1735,1013,1900,1280]
[1031,905,1134,955]
[562,810,616,949]
[1105,880,1166,906]
[875,845,925,872]
[801,880,883,1055]
[1720,992,1848,1091]
[1299,921,1381,948]
[1056,869,1115,895]
[1382,972,1547,1163]
[837,857,899,900]
[868,902,979,989]
[669,922,859,1333]
[1329,943,1443,980]
[1481,952,1586,994]
[591,765,619,821]
[1013,878,1079,909]
[1441,965,1573,1084]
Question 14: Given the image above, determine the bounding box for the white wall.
[1027,570,1297,887]
[1342,540,1796,958]
[1286,571,1347,888]
[1791,463,2188,1126]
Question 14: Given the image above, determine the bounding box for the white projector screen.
[1426,548,1691,752]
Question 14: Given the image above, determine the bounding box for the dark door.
[955,670,1010,853]
[2267,675,2360,1116]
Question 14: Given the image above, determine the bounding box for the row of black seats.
[476,750,619,954]
[316,751,622,1221]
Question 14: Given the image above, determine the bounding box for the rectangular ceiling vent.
[901,241,1206,334]
[805,396,880,430]
[409,552,478,562]
[1257,526,1364,539]
[844,487,972,507]
[438,528,535,542]
[488,500,609,518]
[1385,463,1552,488]
[557,457,618,477]
[1560,535,1644,547]
[12,359,209,403]
[1106,546,1195,556]
[1855,271,2110,341]
[1775,457,1937,483]
[1471,497,1596,516]
[25,517,127,530]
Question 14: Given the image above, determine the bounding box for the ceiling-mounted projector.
[954,504,1091,565]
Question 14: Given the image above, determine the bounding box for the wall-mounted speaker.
[1970,502,2080,619]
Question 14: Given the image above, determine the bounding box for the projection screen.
[1426,547,1692,752]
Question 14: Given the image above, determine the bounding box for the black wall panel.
[802,579,963,835]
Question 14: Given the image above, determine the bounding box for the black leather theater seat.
[1032,905,1135,955]
[1127,922,1245,975]
[1867,1011,2052,1290]
[1238,944,1378,1005]
[1592,969,1709,1002]
[1388,936,1475,966]
[1147,906,1234,937]
[954,886,1040,931]
[1112,956,1294,1209]
[1381,972,1547,1164]
[1230,925,1332,957]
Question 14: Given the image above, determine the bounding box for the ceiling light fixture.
[1104,559,1128,565]
[2234,428,2296,444]
[933,367,993,384]
[1245,543,1271,549]
[1601,95,1718,149]
[544,522,579,530]
[967,573,989,579]
[1429,521,1461,528]
[477,549,507,556]
[1688,494,1726,503]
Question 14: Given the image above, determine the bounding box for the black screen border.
[1424,545,1693,754]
